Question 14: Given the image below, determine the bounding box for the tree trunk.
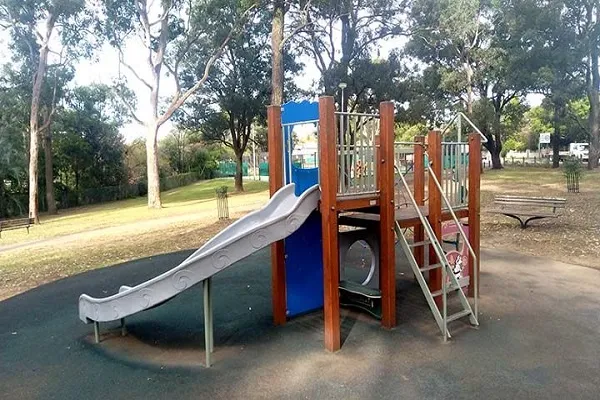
[43,130,57,214]
[552,101,563,168]
[490,150,502,169]
[234,151,244,192]
[271,0,284,106]
[587,12,600,169]
[146,123,162,208]
[464,60,474,115]
[28,14,56,223]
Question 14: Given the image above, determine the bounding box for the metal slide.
[78,183,320,324]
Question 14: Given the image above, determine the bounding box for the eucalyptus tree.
[180,3,274,192]
[0,0,94,220]
[99,0,258,208]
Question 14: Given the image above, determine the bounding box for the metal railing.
[335,112,379,197]
[425,161,479,322]
[441,142,469,209]
[441,112,488,143]
[282,120,320,186]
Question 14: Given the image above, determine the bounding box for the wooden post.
[318,96,340,352]
[267,105,286,325]
[413,136,425,269]
[468,133,481,298]
[427,130,442,305]
[379,101,396,329]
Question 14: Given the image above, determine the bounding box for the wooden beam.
[267,105,286,326]
[318,96,340,352]
[413,136,425,271]
[468,133,481,298]
[336,196,379,211]
[379,102,396,329]
[427,130,443,306]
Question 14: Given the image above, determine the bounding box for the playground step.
[431,285,462,298]
[446,309,473,323]
[394,162,479,342]
[419,263,442,272]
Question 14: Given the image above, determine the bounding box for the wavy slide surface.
[79,183,320,323]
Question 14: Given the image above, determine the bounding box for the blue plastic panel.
[281,100,324,317]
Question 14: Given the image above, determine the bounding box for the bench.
[487,195,566,228]
[0,217,35,238]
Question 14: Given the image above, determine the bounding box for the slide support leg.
[203,278,213,367]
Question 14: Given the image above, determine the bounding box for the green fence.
[217,162,249,177]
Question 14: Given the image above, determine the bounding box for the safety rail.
[282,120,320,185]
[394,164,478,340]
[393,142,417,209]
[425,161,479,321]
[441,142,469,209]
[441,112,488,143]
[335,111,379,197]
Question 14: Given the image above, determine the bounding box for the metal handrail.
[425,159,479,320]
[394,165,448,335]
[441,112,488,143]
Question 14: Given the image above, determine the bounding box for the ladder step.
[446,309,472,323]
[409,240,430,248]
[431,285,462,297]
[419,263,442,272]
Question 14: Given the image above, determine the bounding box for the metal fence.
[335,112,379,197]
[441,142,469,209]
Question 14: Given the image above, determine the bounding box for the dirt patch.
[480,169,600,269]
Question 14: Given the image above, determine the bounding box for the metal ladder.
[394,164,479,341]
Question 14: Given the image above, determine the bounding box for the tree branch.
[157,4,258,127]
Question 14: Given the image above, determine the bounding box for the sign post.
[539,132,551,157]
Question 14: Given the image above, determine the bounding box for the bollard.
[215,186,229,220]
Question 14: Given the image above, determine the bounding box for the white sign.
[539,133,551,144]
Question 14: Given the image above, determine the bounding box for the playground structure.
[268,97,482,351]
[77,96,483,367]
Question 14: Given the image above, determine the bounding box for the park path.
[0,197,267,255]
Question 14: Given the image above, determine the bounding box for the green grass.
[482,166,600,190]
[0,178,269,246]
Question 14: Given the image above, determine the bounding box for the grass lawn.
[1,167,599,301]
[0,178,269,299]
[0,178,269,246]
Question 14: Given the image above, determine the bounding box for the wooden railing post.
[318,96,341,352]
[267,105,286,326]
[427,130,443,305]
[468,133,481,298]
[379,101,396,329]
[413,136,425,270]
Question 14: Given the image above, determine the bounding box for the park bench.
[0,217,35,238]
[487,195,566,229]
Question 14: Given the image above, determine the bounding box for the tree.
[53,84,128,194]
[406,0,485,116]
[0,0,93,221]
[298,0,405,104]
[180,3,273,191]
[99,0,257,208]
[406,0,542,168]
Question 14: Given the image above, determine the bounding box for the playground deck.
[339,205,469,228]
[1,248,599,399]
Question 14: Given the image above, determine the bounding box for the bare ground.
[480,168,600,269]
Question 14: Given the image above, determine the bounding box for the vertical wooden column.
[413,136,425,268]
[427,130,443,305]
[267,105,286,326]
[318,96,340,352]
[468,133,481,298]
[379,101,396,329]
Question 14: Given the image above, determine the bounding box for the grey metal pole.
[203,278,213,367]
[94,321,100,344]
